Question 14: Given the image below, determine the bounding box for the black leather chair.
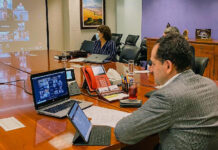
[194,57,209,76]
[124,34,140,46]
[91,34,97,41]
[111,33,123,47]
[135,39,147,65]
[190,45,195,72]
[80,40,95,53]
[112,33,123,56]
[119,45,141,64]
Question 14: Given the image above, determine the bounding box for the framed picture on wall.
[195,29,211,40]
[80,0,105,29]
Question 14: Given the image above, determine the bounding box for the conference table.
[0,50,158,150]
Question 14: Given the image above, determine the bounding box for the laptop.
[84,54,109,63]
[67,102,111,146]
[30,68,93,118]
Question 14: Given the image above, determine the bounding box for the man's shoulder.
[156,70,217,97]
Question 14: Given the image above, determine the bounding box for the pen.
[126,75,129,83]
[121,74,124,83]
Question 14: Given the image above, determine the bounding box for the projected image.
[0,0,13,21]
[0,0,46,52]
[0,0,29,43]
[13,2,28,21]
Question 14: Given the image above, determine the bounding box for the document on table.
[103,93,129,102]
[83,106,130,128]
[0,117,25,131]
[69,58,85,62]
[134,70,149,73]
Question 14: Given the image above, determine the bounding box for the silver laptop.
[30,68,93,118]
[84,54,109,63]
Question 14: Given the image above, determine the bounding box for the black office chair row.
[119,45,141,63]
[91,33,139,46]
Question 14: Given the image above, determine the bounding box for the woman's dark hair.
[97,25,112,41]
[156,33,192,72]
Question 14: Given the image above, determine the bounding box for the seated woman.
[92,25,117,61]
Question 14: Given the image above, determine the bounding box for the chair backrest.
[135,39,148,65]
[125,34,140,46]
[91,34,97,41]
[80,40,95,53]
[111,33,123,47]
[140,38,147,57]
[119,45,141,63]
[190,45,195,72]
[194,57,209,76]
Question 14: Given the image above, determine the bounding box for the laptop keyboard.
[45,100,81,113]
[88,126,111,145]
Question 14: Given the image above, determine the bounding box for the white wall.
[48,0,117,51]
[68,0,117,50]
[48,0,64,51]
[116,0,142,46]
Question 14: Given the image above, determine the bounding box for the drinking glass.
[128,60,134,75]
[128,82,137,100]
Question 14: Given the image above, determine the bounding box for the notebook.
[30,68,93,118]
[84,54,109,63]
[67,102,111,146]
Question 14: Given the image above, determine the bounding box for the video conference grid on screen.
[32,71,69,105]
[0,0,47,53]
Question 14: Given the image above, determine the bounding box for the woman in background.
[92,25,117,61]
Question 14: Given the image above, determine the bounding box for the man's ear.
[165,60,173,74]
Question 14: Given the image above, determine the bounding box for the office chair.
[194,57,209,76]
[111,33,123,56]
[119,45,141,64]
[190,45,195,72]
[80,40,95,53]
[91,34,97,41]
[135,38,147,66]
[124,34,140,46]
[112,33,123,46]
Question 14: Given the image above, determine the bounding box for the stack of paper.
[84,106,130,128]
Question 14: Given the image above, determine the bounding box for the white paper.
[134,70,149,74]
[69,58,85,62]
[84,106,130,128]
[0,117,25,131]
[104,93,129,101]
[106,69,122,80]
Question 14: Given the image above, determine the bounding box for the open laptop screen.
[68,102,92,142]
[31,69,69,108]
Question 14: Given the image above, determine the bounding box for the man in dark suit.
[115,33,218,150]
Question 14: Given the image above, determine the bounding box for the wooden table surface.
[0,50,158,150]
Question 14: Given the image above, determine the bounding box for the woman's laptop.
[30,68,93,118]
[67,102,111,146]
[84,54,109,63]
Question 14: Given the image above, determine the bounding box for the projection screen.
[0,0,47,53]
